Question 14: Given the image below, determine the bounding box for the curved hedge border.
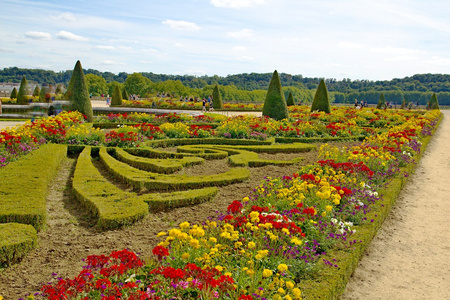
[114,148,204,174]
[72,147,149,230]
[98,147,251,191]
[146,137,272,148]
[0,144,67,231]
[0,223,37,267]
[298,113,443,299]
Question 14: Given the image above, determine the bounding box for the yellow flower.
[286,281,295,289]
[189,238,200,249]
[325,205,333,212]
[262,269,273,277]
[181,253,190,260]
[248,241,256,249]
[215,265,224,272]
[209,237,217,244]
[278,264,288,272]
[179,221,190,229]
[292,288,302,298]
[157,231,167,237]
[278,288,286,294]
[291,238,302,246]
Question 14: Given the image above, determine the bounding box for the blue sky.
[1,0,450,80]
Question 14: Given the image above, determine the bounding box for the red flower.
[152,245,169,260]
[227,200,243,214]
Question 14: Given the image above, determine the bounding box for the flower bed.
[13,108,441,299]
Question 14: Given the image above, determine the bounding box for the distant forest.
[2,67,450,105]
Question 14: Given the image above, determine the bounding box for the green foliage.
[55,84,63,94]
[17,76,29,105]
[125,73,152,96]
[262,70,289,120]
[107,81,123,97]
[39,85,48,102]
[311,79,331,113]
[32,85,40,97]
[286,91,295,106]
[428,93,440,110]
[122,88,129,101]
[212,85,223,109]
[0,223,37,267]
[10,87,17,99]
[0,144,67,231]
[377,93,386,109]
[66,60,94,122]
[85,73,107,97]
[111,84,123,106]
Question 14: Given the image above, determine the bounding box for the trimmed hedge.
[72,147,148,230]
[175,146,229,160]
[146,137,272,148]
[229,142,315,153]
[125,147,190,159]
[0,144,67,231]
[0,223,37,267]
[141,187,218,212]
[98,147,250,191]
[299,113,443,299]
[113,148,204,174]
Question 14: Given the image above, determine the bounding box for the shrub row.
[98,147,250,192]
[0,223,37,267]
[113,148,204,174]
[299,114,443,299]
[0,144,67,231]
[72,147,148,230]
[146,137,272,148]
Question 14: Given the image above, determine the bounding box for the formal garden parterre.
[0,100,442,299]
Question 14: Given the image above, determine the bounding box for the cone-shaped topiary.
[310,79,331,113]
[17,76,29,105]
[66,60,94,122]
[212,85,223,109]
[10,87,17,99]
[262,70,289,120]
[39,86,48,102]
[111,84,123,106]
[122,88,129,101]
[33,85,40,97]
[428,93,439,110]
[286,92,295,106]
[377,93,386,109]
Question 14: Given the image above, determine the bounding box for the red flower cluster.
[318,159,374,177]
[152,245,169,260]
[227,200,243,214]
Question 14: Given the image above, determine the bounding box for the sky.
[1,0,450,81]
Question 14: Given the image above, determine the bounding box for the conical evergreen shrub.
[122,88,129,101]
[286,92,295,106]
[377,93,386,109]
[39,86,48,103]
[33,85,40,97]
[310,79,331,113]
[17,76,29,105]
[111,85,123,106]
[10,87,17,99]
[262,70,289,120]
[66,60,94,122]
[428,93,440,110]
[212,85,223,109]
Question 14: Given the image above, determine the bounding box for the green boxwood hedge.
[0,223,37,267]
[146,137,272,148]
[0,144,67,231]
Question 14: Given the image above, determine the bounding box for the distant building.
[0,82,35,97]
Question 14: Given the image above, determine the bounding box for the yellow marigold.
[181,253,190,260]
[215,265,224,272]
[286,281,295,289]
[262,269,273,277]
[248,241,256,249]
[278,288,286,294]
[292,288,302,298]
[179,221,190,229]
[278,264,288,272]
[157,231,167,237]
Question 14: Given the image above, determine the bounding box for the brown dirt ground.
[0,140,353,299]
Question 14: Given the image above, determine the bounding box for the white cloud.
[101,60,125,65]
[370,46,421,55]
[24,31,52,40]
[174,43,184,47]
[162,20,200,31]
[237,56,254,61]
[227,28,253,39]
[53,12,76,22]
[56,31,88,41]
[94,45,115,50]
[232,46,247,51]
[210,0,266,8]
[337,42,365,49]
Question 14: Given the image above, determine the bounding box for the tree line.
[2,67,450,105]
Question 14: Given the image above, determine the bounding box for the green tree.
[377,93,386,109]
[107,81,123,96]
[85,73,107,97]
[17,76,29,104]
[310,79,331,113]
[55,84,63,95]
[212,85,223,109]
[286,92,295,106]
[262,70,289,120]
[122,88,129,101]
[39,85,49,102]
[111,84,123,106]
[428,93,440,110]
[33,85,40,97]
[125,73,152,96]
[10,87,17,99]
[66,60,94,122]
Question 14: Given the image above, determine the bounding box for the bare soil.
[0,141,346,299]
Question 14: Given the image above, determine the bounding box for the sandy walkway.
[341,110,450,300]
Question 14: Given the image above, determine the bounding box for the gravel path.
[341,110,450,300]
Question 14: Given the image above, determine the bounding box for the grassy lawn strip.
[72,147,148,230]
[0,144,67,231]
[0,223,37,267]
[298,114,443,299]
[141,187,218,212]
[98,147,250,191]
[113,148,204,174]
